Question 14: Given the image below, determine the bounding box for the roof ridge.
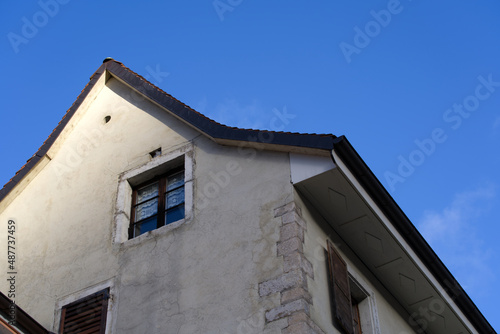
[107,60,333,137]
[0,59,336,203]
[109,60,230,128]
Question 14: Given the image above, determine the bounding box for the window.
[326,240,378,334]
[327,240,355,334]
[129,167,185,238]
[114,144,193,244]
[59,288,109,334]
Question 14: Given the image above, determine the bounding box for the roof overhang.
[291,138,495,333]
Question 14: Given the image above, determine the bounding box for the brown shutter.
[60,289,109,334]
[327,240,354,334]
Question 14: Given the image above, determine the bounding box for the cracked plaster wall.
[114,136,293,333]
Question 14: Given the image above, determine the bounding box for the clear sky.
[1,0,499,331]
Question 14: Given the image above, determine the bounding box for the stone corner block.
[280,222,304,243]
[281,287,312,305]
[265,299,309,322]
[259,270,306,297]
[283,252,314,279]
[264,317,289,333]
[274,202,301,218]
[277,237,303,256]
[282,211,307,230]
[288,311,309,326]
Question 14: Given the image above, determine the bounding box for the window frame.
[59,288,109,334]
[113,143,193,244]
[55,280,115,334]
[129,166,185,238]
[327,240,381,334]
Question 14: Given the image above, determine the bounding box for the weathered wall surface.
[0,77,293,333]
[1,75,426,334]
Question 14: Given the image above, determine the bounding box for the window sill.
[120,215,191,248]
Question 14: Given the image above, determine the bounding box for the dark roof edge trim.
[0,60,336,204]
[0,292,50,333]
[0,64,107,203]
[332,136,496,334]
[104,61,336,151]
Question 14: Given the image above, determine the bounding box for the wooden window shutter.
[60,288,109,334]
[327,240,354,334]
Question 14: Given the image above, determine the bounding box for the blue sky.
[1,0,499,330]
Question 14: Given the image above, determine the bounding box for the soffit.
[295,168,473,334]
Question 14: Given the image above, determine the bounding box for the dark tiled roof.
[104,60,336,148]
[0,59,336,202]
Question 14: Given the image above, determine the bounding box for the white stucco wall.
[0,77,294,333]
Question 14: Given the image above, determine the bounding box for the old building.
[0,59,495,333]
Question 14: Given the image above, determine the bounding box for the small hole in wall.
[149,148,162,158]
[104,115,111,123]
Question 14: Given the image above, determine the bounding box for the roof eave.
[104,61,336,152]
[0,63,107,207]
[0,292,50,334]
[0,60,336,205]
[331,135,495,334]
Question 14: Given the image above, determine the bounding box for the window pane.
[135,198,158,221]
[137,182,159,203]
[134,216,157,236]
[167,172,184,191]
[166,187,184,209]
[166,204,185,225]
